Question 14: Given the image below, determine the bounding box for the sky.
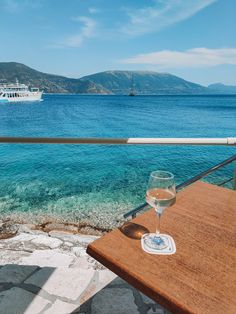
[0,0,236,86]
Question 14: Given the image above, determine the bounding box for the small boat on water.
[0,79,43,103]
[129,91,135,96]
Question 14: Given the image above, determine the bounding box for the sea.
[0,94,235,229]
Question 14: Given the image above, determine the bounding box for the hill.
[81,70,210,95]
[0,62,109,94]
[1,63,231,95]
[208,83,236,94]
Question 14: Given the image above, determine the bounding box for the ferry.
[0,80,43,103]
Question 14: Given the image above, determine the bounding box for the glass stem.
[156,211,161,236]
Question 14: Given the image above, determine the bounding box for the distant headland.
[0,62,235,95]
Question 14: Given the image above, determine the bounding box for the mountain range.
[0,62,235,95]
[207,83,236,94]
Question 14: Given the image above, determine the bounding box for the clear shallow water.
[0,95,235,228]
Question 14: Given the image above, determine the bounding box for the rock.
[25,223,37,230]
[44,299,79,314]
[76,235,99,245]
[16,224,36,234]
[31,235,63,249]
[0,264,38,284]
[20,250,75,267]
[91,288,139,314]
[4,232,36,243]
[0,223,18,239]
[0,287,50,314]
[48,231,98,245]
[30,229,47,236]
[48,231,80,243]
[64,241,73,247]
[79,226,104,236]
[25,268,95,301]
[43,223,78,233]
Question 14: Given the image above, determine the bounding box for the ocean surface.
[0,94,235,229]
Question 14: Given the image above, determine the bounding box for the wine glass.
[143,170,176,250]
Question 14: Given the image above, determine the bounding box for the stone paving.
[0,224,171,314]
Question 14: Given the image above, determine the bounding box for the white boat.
[0,79,43,103]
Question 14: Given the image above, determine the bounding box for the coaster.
[141,233,176,255]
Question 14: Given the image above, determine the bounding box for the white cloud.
[121,48,236,68]
[122,0,217,36]
[57,16,96,48]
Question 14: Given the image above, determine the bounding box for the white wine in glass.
[143,170,176,250]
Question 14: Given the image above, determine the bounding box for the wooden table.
[87,182,236,314]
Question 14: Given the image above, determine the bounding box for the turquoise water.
[0,95,235,228]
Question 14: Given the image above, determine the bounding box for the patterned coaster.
[141,233,176,255]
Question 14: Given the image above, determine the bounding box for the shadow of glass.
[119,222,149,240]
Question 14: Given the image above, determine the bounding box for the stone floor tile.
[64,241,73,247]
[72,246,87,257]
[20,250,75,267]
[147,309,165,314]
[25,267,95,301]
[3,233,37,243]
[44,299,79,314]
[31,236,63,249]
[91,288,139,314]
[0,264,38,284]
[0,249,30,265]
[48,232,98,245]
[71,256,94,270]
[0,287,50,314]
[76,235,99,244]
[140,292,156,304]
[97,269,117,290]
[48,232,80,243]
[107,276,129,287]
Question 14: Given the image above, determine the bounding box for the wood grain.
[87,182,236,314]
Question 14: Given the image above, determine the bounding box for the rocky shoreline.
[0,218,110,241]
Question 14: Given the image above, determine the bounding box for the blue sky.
[1,0,236,85]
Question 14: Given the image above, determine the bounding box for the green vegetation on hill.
[1,62,234,95]
[81,70,209,95]
[0,62,109,94]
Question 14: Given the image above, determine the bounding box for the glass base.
[142,233,168,250]
[141,233,176,255]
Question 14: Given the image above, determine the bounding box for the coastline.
[0,216,114,240]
